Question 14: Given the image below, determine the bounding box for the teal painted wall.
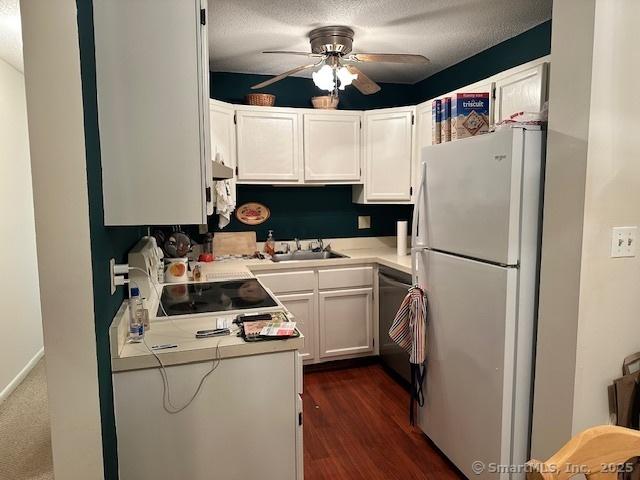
[412,20,552,102]
[211,71,414,109]
[204,185,412,242]
[76,2,146,479]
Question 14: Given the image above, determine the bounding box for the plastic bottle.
[128,287,145,343]
[264,230,276,256]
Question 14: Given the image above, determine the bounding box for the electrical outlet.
[611,226,637,258]
[358,216,371,229]
[109,258,116,294]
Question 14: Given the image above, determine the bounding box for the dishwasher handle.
[379,273,412,291]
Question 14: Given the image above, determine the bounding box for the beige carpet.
[0,359,54,480]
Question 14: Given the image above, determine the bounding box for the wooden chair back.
[527,426,640,480]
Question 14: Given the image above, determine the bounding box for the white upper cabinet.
[495,63,548,123]
[209,100,237,205]
[235,107,302,183]
[413,101,433,202]
[360,107,414,202]
[95,0,210,226]
[303,112,362,182]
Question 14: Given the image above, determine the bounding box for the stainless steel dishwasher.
[378,266,412,385]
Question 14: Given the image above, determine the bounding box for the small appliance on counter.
[164,257,188,283]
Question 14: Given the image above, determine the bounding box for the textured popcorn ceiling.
[0,0,22,72]
[209,0,552,84]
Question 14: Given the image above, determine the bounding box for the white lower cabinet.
[255,265,375,364]
[319,287,374,358]
[278,292,317,362]
[113,351,299,480]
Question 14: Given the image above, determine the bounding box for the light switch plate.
[358,216,371,229]
[611,226,637,258]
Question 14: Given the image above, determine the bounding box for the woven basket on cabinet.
[245,93,276,106]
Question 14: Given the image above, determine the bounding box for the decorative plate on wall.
[235,202,271,225]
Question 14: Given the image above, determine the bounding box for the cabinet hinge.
[235,166,239,175]
[298,412,303,426]
[205,187,211,202]
[373,338,375,348]
[359,119,362,129]
[233,113,237,125]
[492,85,496,100]
[411,113,415,125]
[200,9,206,25]
[410,186,413,196]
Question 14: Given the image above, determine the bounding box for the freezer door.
[423,128,530,265]
[417,250,520,480]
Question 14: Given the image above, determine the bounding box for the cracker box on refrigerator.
[440,97,451,142]
[432,99,442,144]
[451,93,490,140]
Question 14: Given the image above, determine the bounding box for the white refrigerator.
[411,126,544,480]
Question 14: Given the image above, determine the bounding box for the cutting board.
[212,232,257,256]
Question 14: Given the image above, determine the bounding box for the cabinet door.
[495,63,548,123]
[364,109,413,201]
[413,102,433,203]
[209,100,237,206]
[278,292,317,362]
[319,287,373,358]
[94,0,209,225]
[304,113,361,182]
[236,110,301,182]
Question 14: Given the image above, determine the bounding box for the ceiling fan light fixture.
[337,66,358,90]
[312,64,336,92]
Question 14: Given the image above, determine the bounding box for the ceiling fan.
[251,26,429,95]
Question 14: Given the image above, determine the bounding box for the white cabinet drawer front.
[256,270,316,294]
[278,292,316,362]
[318,266,373,290]
[236,111,301,181]
[319,288,373,358]
[304,113,361,182]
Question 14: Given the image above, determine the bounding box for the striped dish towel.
[389,286,427,364]
[389,285,427,425]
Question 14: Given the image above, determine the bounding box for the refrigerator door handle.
[411,160,427,284]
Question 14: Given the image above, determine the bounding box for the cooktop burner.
[157,279,278,317]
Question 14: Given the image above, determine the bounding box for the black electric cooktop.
[157,279,278,317]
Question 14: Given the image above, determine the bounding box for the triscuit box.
[451,93,490,140]
[432,99,442,144]
[441,97,451,142]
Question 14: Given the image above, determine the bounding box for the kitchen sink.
[271,251,349,262]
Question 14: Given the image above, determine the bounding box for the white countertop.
[110,237,411,372]
[111,305,304,372]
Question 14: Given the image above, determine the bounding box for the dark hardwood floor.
[303,364,465,480]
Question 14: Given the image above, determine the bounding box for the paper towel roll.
[397,221,408,256]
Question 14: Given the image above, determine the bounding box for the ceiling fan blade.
[251,64,317,90]
[345,65,381,95]
[262,51,323,57]
[351,53,430,64]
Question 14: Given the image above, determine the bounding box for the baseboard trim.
[0,347,45,404]
[304,355,380,373]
